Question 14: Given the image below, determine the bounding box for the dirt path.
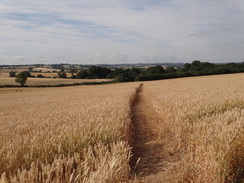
[130,84,171,182]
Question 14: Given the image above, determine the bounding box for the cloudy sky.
[0,0,244,65]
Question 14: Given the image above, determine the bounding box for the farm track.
[130,84,169,182]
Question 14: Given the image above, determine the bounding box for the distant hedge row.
[107,61,244,82]
[5,61,244,87]
[0,81,115,88]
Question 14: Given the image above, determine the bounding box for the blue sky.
[0,0,244,64]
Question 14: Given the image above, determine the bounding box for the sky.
[0,0,244,65]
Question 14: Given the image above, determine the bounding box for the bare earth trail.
[130,84,175,182]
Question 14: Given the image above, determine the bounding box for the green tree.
[9,71,17,77]
[76,70,89,79]
[165,66,176,73]
[128,67,141,80]
[37,74,44,78]
[146,65,165,74]
[69,68,77,77]
[58,71,67,78]
[190,60,204,71]
[28,67,33,72]
[88,66,112,78]
[182,63,191,71]
[22,71,32,77]
[15,72,27,86]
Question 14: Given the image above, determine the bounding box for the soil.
[130,84,176,182]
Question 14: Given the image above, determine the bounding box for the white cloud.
[0,0,244,64]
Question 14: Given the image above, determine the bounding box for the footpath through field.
[130,84,176,182]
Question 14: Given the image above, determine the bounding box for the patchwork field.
[0,66,36,73]
[0,73,243,182]
[0,67,60,73]
[0,73,110,86]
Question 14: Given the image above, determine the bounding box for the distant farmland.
[0,73,111,86]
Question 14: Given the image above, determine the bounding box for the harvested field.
[32,67,60,72]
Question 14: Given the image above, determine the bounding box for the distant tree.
[52,64,65,70]
[128,67,141,80]
[69,68,77,77]
[135,73,161,81]
[146,65,165,74]
[28,67,33,72]
[35,64,44,68]
[37,74,44,78]
[115,73,134,82]
[9,71,17,77]
[58,71,67,78]
[182,63,191,71]
[108,68,137,82]
[165,66,176,73]
[190,60,204,71]
[21,71,32,77]
[88,66,112,78]
[76,70,89,79]
[107,68,124,79]
[201,62,216,69]
[15,72,27,86]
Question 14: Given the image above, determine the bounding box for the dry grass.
[0,83,139,182]
[0,73,111,86]
[142,73,244,182]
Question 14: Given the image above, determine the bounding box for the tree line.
[8,61,244,86]
[75,61,244,82]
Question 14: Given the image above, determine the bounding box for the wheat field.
[0,83,139,182]
[0,73,243,182]
[142,73,244,182]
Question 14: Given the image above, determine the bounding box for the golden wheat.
[0,83,138,182]
[0,73,243,183]
[142,73,244,182]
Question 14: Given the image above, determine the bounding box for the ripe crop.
[142,73,244,182]
[0,83,138,182]
[0,73,243,182]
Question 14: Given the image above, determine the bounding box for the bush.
[9,71,17,77]
[22,71,32,77]
[37,74,44,78]
[76,70,89,79]
[58,72,67,78]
